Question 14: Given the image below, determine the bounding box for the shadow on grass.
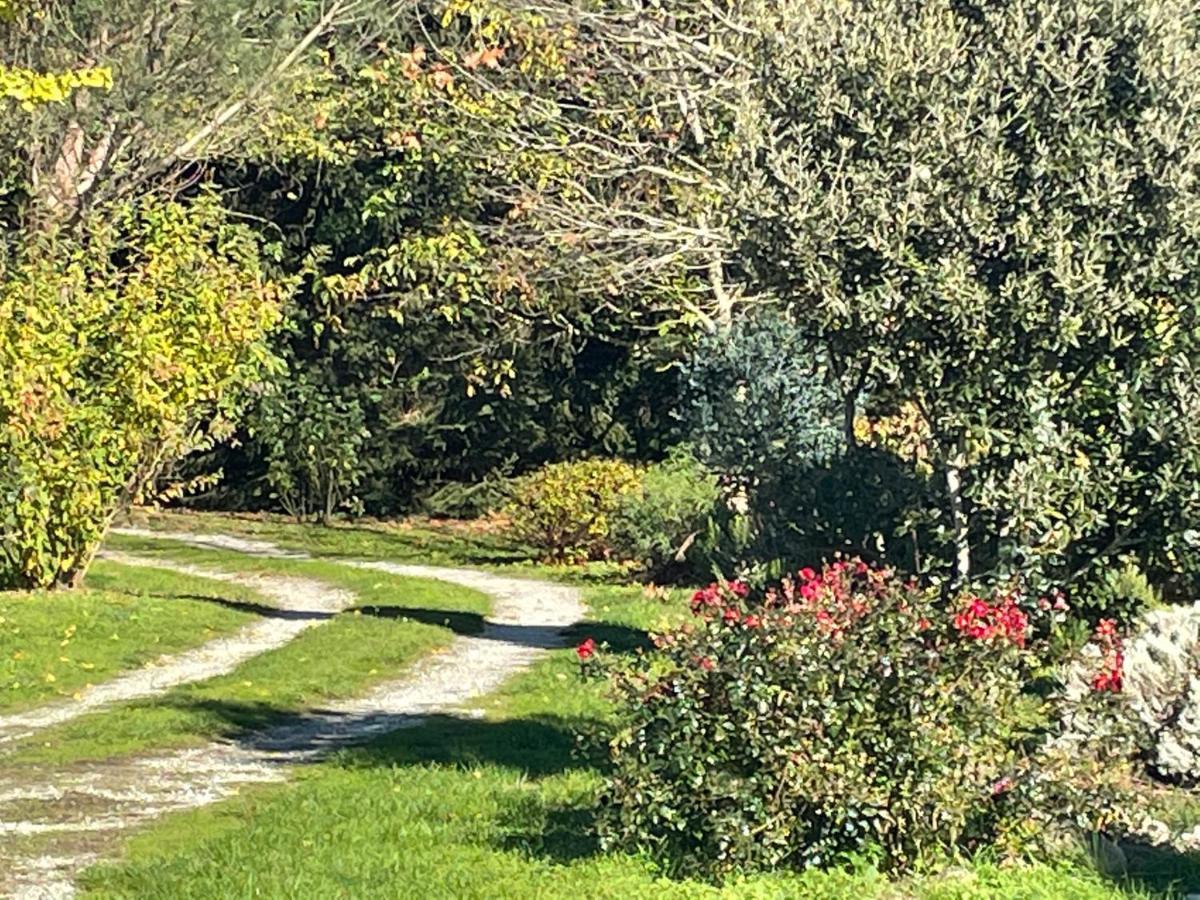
[499,804,601,864]
[346,712,596,778]
[131,591,336,622]
[150,698,600,781]
[355,605,487,635]
[1114,840,1200,898]
[563,620,652,654]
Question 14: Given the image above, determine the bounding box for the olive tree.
[727,0,1200,591]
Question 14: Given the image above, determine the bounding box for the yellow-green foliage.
[0,64,111,110]
[505,459,641,562]
[0,193,282,589]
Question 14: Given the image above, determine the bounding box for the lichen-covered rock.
[1121,604,1200,785]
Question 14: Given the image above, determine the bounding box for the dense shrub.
[609,447,720,576]
[680,312,844,486]
[592,562,1134,877]
[0,195,280,589]
[249,374,368,524]
[504,459,641,561]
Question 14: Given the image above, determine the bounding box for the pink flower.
[799,567,816,582]
[1096,618,1119,639]
[576,638,596,661]
[743,614,761,629]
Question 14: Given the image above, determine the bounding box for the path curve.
[0,556,353,747]
[0,530,585,899]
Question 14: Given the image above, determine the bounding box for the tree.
[729,0,1200,590]
[0,0,368,229]
[421,0,1200,593]
[201,4,685,514]
[0,193,281,589]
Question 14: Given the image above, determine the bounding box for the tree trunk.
[946,453,970,584]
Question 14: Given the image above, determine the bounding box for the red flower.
[1090,620,1124,692]
[953,595,1027,647]
[690,584,722,615]
[723,607,741,624]
[697,656,715,671]
[799,567,816,582]
[576,638,596,661]
[742,614,761,629]
[991,776,1014,796]
[727,580,750,598]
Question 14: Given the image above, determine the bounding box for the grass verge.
[1,561,260,714]
[76,577,1197,899]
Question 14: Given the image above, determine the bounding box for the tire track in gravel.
[0,529,585,899]
[0,555,354,748]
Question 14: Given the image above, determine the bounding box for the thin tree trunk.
[946,447,970,584]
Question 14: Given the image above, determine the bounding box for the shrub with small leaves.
[608,446,720,576]
[504,459,641,562]
[594,562,1135,878]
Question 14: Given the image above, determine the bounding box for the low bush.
[504,459,641,561]
[608,447,719,576]
[590,562,1136,878]
[251,374,368,525]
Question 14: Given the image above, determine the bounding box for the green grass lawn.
[74,573,1198,899]
[0,561,260,713]
[2,515,1190,898]
[4,545,491,765]
[121,507,529,568]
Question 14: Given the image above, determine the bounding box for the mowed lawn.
[7,518,1190,897]
[51,519,1196,900]
[0,561,259,713]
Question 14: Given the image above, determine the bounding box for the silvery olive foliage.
[730,0,1200,590]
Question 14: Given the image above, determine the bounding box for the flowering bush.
[504,459,642,562]
[594,561,1133,877]
[1090,619,1124,693]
